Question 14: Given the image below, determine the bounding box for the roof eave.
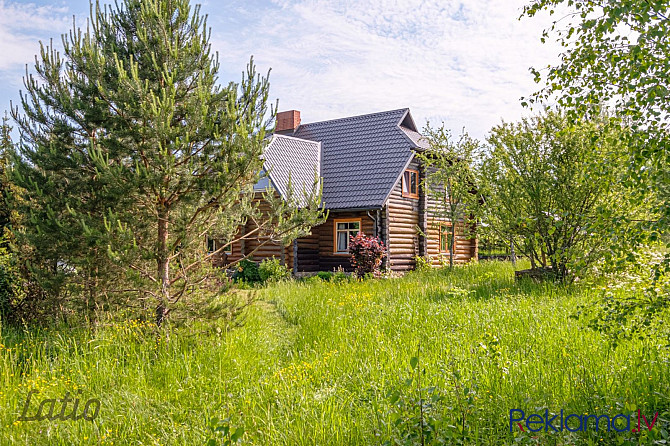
[396,110,421,151]
[325,206,383,212]
[381,152,417,207]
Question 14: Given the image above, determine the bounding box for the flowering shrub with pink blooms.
[348,233,387,278]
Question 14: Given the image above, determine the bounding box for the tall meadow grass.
[0,261,668,445]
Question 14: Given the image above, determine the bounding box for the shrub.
[348,233,387,278]
[316,271,334,281]
[332,270,349,283]
[301,275,322,284]
[233,259,261,284]
[314,269,350,283]
[259,257,291,283]
[0,245,23,322]
[414,255,433,272]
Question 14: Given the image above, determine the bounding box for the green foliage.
[523,1,670,210]
[205,417,245,445]
[233,258,291,285]
[233,259,261,284]
[10,0,324,324]
[2,261,669,444]
[477,231,512,259]
[0,116,13,238]
[437,255,451,269]
[440,286,472,300]
[418,126,482,269]
[523,0,670,325]
[332,268,349,283]
[0,245,21,321]
[0,120,18,321]
[307,268,353,284]
[316,271,334,281]
[0,120,49,325]
[258,257,291,283]
[482,110,649,281]
[378,354,448,446]
[414,255,433,272]
[577,250,670,345]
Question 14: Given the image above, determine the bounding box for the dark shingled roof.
[259,135,321,207]
[291,108,420,209]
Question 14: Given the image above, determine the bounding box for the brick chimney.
[275,110,301,133]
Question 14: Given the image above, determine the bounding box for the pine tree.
[12,0,324,325]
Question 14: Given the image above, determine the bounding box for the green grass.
[1,261,669,445]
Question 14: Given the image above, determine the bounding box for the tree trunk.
[528,239,537,269]
[156,206,170,327]
[510,238,516,267]
[552,256,567,282]
[449,223,455,269]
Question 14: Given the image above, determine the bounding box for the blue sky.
[0,0,560,139]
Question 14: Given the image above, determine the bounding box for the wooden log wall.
[295,211,375,272]
[425,220,476,265]
[296,230,319,273]
[424,167,477,265]
[386,158,421,271]
[212,192,293,268]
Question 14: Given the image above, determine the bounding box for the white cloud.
[0,0,566,140]
[212,0,563,139]
[0,1,71,79]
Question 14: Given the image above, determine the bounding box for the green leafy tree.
[523,0,670,138]
[11,0,324,326]
[418,126,481,269]
[523,0,668,325]
[482,111,648,281]
[523,0,668,256]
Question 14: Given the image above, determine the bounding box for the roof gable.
[400,111,418,132]
[400,126,430,150]
[292,108,421,209]
[259,135,321,207]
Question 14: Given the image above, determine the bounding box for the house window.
[222,242,232,254]
[207,236,232,254]
[439,224,453,253]
[334,219,361,254]
[402,169,419,198]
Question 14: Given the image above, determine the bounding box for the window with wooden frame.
[333,218,361,254]
[222,242,232,254]
[402,169,419,199]
[439,224,454,253]
[206,236,232,254]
